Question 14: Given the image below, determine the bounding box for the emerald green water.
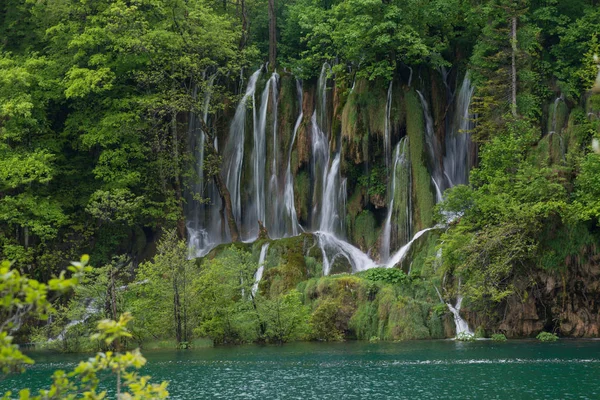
[3,340,600,399]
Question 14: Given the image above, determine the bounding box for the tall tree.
[268,0,277,67]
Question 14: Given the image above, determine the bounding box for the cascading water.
[185,66,479,281]
[281,80,303,237]
[380,137,411,262]
[319,153,343,233]
[311,111,330,229]
[386,227,437,268]
[267,73,283,237]
[246,72,278,239]
[317,232,376,275]
[224,68,262,238]
[311,64,332,229]
[444,73,475,187]
[416,90,444,203]
[252,243,270,297]
[447,296,473,337]
[549,95,563,135]
[187,74,220,257]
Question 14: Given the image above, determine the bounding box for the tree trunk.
[268,0,277,68]
[173,274,182,343]
[197,117,241,242]
[511,16,517,117]
[172,112,186,239]
[239,0,248,50]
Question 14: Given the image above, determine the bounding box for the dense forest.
[2,0,600,349]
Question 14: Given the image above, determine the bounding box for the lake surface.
[2,340,600,399]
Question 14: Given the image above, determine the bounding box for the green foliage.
[309,298,345,341]
[194,246,258,344]
[357,167,387,197]
[258,290,311,343]
[491,333,507,342]
[536,331,559,342]
[0,256,168,398]
[360,268,408,285]
[129,230,198,344]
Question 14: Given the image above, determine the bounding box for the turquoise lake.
[2,340,600,399]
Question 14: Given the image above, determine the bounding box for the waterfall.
[317,63,330,134]
[268,73,282,237]
[224,68,262,238]
[416,90,444,202]
[444,73,475,188]
[282,80,303,237]
[311,63,332,229]
[386,227,436,268]
[549,95,563,135]
[317,232,376,275]
[384,81,393,170]
[380,137,410,262]
[447,296,473,337]
[50,299,100,342]
[187,74,220,257]
[311,111,330,229]
[247,72,277,239]
[252,243,270,297]
[319,153,343,233]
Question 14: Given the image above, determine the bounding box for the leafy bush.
[536,331,559,342]
[361,268,408,285]
[491,333,507,342]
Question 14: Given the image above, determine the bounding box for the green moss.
[531,135,551,167]
[296,271,444,341]
[405,90,435,229]
[351,210,378,251]
[392,139,412,245]
[386,296,431,340]
[294,171,310,223]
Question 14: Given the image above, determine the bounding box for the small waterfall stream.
[416,90,444,203]
[444,73,475,187]
[386,227,437,268]
[447,296,474,337]
[252,243,270,297]
[380,137,410,262]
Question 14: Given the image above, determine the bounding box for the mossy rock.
[350,210,378,252]
[405,89,435,230]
